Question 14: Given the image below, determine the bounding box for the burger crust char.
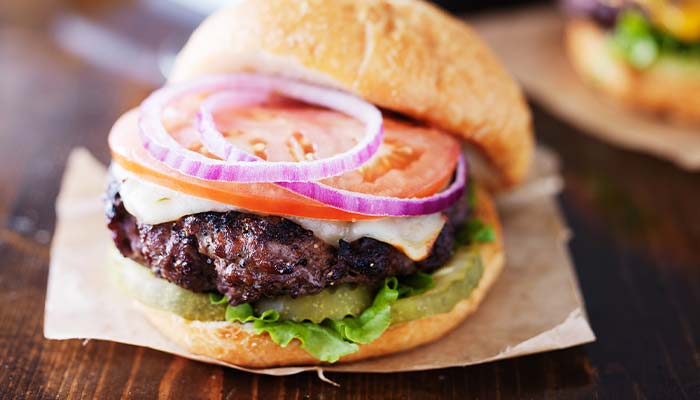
[169,0,533,187]
[106,179,468,305]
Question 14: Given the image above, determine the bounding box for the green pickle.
[391,246,483,324]
[110,251,226,321]
[110,244,483,325]
[254,285,373,323]
[109,250,372,323]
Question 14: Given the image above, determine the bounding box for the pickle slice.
[109,250,226,321]
[254,285,373,324]
[110,250,372,323]
[390,247,483,324]
[110,244,482,325]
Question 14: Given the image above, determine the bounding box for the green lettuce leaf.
[397,272,434,298]
[223,276,433,362]
[326,277,399,344]
[456,180,495,246]
[259,321,360,361]
[455,219,495,246]
[208,292,228,305]
[611,10,700,69]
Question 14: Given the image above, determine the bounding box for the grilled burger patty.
[106,179,468,305]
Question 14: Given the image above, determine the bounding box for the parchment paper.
[44,148,594,375]
[469,6,700,170]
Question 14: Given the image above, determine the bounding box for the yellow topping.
[637,0,700,41]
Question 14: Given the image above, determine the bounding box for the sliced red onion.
[139,74,383,182]
[278,156,466,216]
[197,92,267,163]
[198,92,467,216]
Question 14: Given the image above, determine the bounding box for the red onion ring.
[279,156,466,216]
[139,74,383,182]
[197,92,467,217]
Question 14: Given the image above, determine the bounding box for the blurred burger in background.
[563,0,700,124]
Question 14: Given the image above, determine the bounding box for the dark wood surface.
[1,1,699,399]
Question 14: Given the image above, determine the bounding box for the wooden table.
[2,1,699,398]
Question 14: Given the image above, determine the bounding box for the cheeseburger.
[563,0,700,123]
[105,0,533,367]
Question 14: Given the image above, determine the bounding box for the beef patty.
[106,179,468,305]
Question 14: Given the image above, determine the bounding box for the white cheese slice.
[289,213,446,261]
[113,165,239,224]
[112,165,446,261]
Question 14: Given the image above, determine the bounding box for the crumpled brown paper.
[469,6,700,170]
[44,147,594,375]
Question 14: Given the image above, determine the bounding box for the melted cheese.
[112,165,445,261]
[288,214,446,261]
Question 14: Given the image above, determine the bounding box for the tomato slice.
[109,104,460,221]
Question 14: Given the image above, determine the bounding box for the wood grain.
[1,1,699,399]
